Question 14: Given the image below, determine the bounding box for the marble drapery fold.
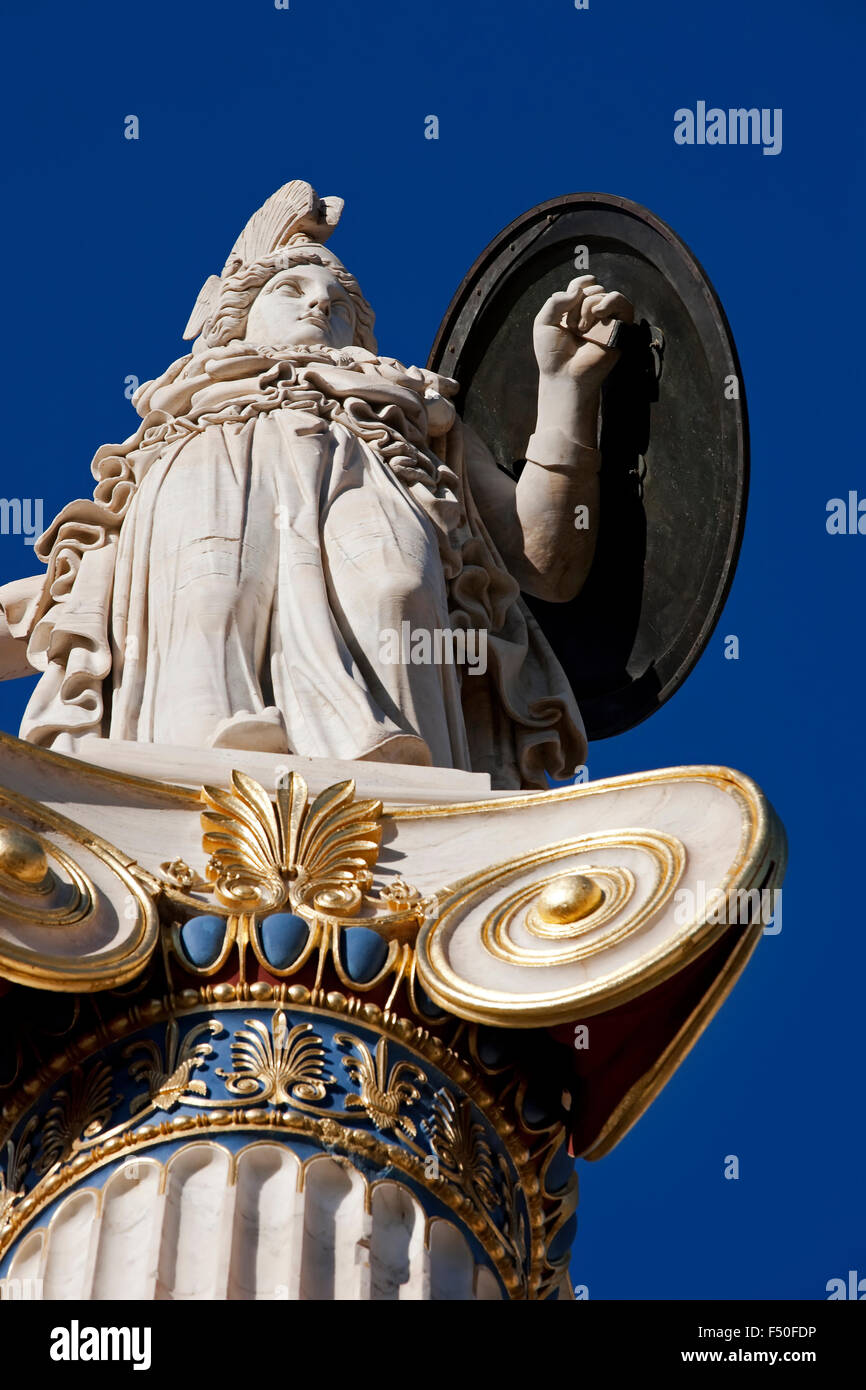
[12,343,586,789]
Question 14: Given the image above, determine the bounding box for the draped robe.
[13,343,586,790]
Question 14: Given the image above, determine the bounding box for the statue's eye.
[278,282,300,296]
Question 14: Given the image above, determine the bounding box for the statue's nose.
[307,294,330,315]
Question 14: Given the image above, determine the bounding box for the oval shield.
[428,193,748,742]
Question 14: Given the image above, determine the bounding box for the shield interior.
[428,193,748,741]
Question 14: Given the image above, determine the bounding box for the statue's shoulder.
[132,351,196,415]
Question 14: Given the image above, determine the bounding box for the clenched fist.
[533,275,634,393]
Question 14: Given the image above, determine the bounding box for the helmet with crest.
[183,180,376,352]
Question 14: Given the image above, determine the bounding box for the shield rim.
[427,191,750,741]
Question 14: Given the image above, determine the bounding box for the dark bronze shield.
[428,193,748,741]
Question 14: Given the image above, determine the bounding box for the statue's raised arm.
[467,274,633,603]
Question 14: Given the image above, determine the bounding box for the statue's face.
[243,263,356,349]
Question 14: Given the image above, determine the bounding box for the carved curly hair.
[199,243,377,352]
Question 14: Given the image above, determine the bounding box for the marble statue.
[0,183,786,1303]
[0,181,632,789]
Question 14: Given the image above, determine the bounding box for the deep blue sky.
[0,0,862,1298]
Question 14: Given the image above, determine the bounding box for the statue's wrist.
[536,381,600,450]
[525,426,601,471]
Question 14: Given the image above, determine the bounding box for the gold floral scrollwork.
[124,1018,223,1114]
[380,878,420,908]
[217,1009,334,1107]
[34,1060,117,1175]
[334,1035,426,1139]
[376,878,423,911]
[498,1153,529,1271]
[0,1117,37,1235]
[425,1087,528,1287]
[159,859,213,894]
[200,770,382,917]
[426,1087,498,1208]
[200,772,289,912]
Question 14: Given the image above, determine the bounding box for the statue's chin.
[273,327,336,350]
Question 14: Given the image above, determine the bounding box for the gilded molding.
[0,753,786,1169]
[200,769,383,916]
[0,782,158,992]
[0,993,574,1298]
[416,780,785,1026]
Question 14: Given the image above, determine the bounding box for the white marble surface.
[58,735,492,803]
[8,1142,500,1301]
